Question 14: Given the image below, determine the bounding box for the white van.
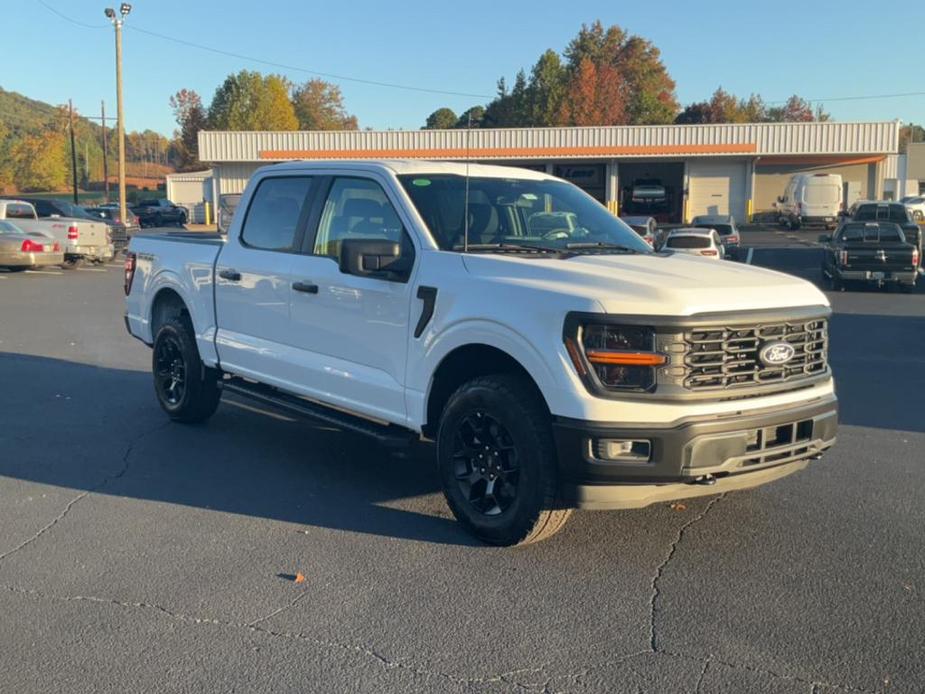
[777,173,843,230]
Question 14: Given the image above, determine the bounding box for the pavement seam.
[648,494,725,652]
[0,421,168,567]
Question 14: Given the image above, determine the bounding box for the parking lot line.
[77,268,108,273]
[24,270,63,276]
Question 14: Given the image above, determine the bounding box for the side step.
[221,378,417,448]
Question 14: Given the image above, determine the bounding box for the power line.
[126,25,493,99]
[34,0,106,29]
[32,0,491,99]
[768,91,925,105]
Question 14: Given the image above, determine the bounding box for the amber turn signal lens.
[585,350,667,367]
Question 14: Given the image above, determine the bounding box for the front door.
[214,175,315,385]
[286,175,417,425]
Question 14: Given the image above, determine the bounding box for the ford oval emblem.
[759,341,796,366]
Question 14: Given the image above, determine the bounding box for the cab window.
[240,177,313,251]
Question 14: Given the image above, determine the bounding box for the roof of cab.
[255,159,556,181]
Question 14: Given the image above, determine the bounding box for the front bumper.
[554,395,837,510]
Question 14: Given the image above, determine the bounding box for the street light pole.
[105,4,131,225]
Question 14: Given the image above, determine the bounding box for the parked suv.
[125,161,837,545]
[690,214,740,258]
[131,198,188,228]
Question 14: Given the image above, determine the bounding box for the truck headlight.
[567,324,665,391]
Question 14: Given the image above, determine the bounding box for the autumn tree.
[767,95,815,122]
[170,89,207,171]
[899,124,925,153]
[10,130,68,191]
[557,58,625,126]
[292,79,359,131]
[0,120,11,191]
[208,70,299,131]
[423,107,458,129]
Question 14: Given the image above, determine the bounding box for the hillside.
[0,86,174,193]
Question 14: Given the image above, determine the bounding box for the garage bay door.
[687,160,747,221]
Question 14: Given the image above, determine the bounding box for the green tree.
[0,120,11,191]
[526,49,567,126]
[170,89,208,171]
[423,107,458,129]
[455,106,485,128]
[613,35,678,124]
[292,79,359,131]
[208,70,299,130]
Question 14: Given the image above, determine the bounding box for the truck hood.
[461,252,828,316]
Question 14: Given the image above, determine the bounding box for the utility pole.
[105,3,132,225]
[101,101,110,203]
[68,100,79,205]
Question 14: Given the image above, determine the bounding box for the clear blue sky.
[7,0,924,135]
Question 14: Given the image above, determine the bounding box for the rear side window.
[6,203,35,219]
[667,235,710,249]
[240,177,313,251]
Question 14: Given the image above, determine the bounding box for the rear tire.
[61,258,83,270]
[152,316,221,423]
[436,374,572,546]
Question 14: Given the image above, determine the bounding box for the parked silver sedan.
[0,220,65,271]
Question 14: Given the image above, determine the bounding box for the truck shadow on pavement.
[0,303,921,550]
[0,352,477,547]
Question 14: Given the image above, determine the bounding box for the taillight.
[124,252,137,296]
[67,224,79,240]
[21,240,44,252]
[701,249,718,256]
[53,242,61,252]
[913,248,920,268]
[727,236,739,244]
[838,250,848,266]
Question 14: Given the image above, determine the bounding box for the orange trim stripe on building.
[257,143,758,160]
[757,155,885,167]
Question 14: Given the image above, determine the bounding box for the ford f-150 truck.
[125,161,838,545]
[0,199,113,267]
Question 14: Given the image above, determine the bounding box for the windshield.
[53,200,96,220]
[398,174,650,254]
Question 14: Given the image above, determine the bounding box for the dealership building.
[189,121,918,224]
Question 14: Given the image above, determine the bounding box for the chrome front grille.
[680,318,828,391]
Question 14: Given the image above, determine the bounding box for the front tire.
[152,316,220,423]
[436,374,572,546]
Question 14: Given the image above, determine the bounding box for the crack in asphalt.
[0,582,882,693]
[649,494,725,653]
[0,583,551,691]
[0,422,167,567]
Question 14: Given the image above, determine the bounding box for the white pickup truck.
[125,161,837,545]
[0,199,113,267]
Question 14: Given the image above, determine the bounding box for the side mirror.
[339,239,411,281]
[818,234,831,243]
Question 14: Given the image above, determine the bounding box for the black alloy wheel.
[452,410,520,516]
[154,334,186,406]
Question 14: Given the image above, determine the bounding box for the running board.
[221,378,417,448]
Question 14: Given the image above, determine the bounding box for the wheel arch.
[149,286,190,337]
[423,343,549,438]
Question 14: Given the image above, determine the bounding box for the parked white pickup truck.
[124,161,837,545]
[0,199,113,267]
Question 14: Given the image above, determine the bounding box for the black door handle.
[218,268,241,281]
[292,281,319,294]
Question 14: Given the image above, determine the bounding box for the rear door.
[802,177,841,219]
[285,174,417,424]
[213,175,316,384]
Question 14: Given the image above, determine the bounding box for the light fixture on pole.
[105,3,131,227]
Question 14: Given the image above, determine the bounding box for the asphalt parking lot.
[0,234,923,693]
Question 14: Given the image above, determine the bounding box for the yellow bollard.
[204,202,211,226]
[747,199,753,223]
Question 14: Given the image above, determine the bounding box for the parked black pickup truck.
[820,221,918,292]
[849,202,922,268]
